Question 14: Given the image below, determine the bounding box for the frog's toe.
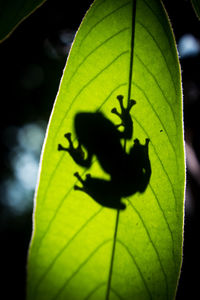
[74,184,84,191]
[62,132,74,151]
[58,143,69,151]
[111,107,121,118]
[119,201,126,210]
[64,132,71,140]
[86,173,91,180]
[128,99,136,111]
[111,107,118,114]
[116,94,123,105]
[134,138,140,144]
[145,138,150,145]
[58,144,63,151]
[74,172,84,183]
[74,171,79,177]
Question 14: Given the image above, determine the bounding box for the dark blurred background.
[0,0,199,299]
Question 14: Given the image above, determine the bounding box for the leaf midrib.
[105,0,137,299]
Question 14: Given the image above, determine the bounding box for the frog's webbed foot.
[134,138,150,150]
[58,133,87,165]
[132,138,150,155]
[111,95,136,139]
[74,172,90,191]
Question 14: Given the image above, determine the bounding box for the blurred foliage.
[191,0,200,19]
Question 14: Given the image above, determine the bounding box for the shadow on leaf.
[58,95,151,210]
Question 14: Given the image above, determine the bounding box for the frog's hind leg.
[73,172,126,210]
[129,138,151,193]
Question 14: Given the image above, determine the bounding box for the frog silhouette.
[58,95,151,210]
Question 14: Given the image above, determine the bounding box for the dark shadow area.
[0,1,91,298]
[58,95,151,210]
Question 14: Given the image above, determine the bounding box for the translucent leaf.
[27,0,185,299]
[0,0,46,42]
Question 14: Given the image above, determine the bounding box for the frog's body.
[74,112,127,177]
[58,95,151,210]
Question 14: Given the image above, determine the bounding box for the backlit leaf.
[27,0,185,299]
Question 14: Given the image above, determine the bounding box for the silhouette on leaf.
[58,95,151,210]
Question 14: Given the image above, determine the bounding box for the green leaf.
[0,0,46,42]
[191,0,200,19]
[27,0,185,299]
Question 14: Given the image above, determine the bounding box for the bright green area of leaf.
[191,0,200,19]
[27,0,185,299]
[0,0,46,42]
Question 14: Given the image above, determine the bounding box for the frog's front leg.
[58,133,92,168]
[111,95,136,139]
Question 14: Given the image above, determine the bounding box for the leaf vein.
[110,287,124,300]
[133,110,177,211]
[53,50,129,146]
[106,210,120,300]
[39,82,128,253]
[35,185,75,254]
[127,0,137,101]
[40,152,65,205]
[117,239,153,300]
[149,183,176,266]
[84,282,106,300]
[50,239,112,300]
[67,27,130,90]
[97,83,128,112]
[33,208,103,298]
[41,81,127,211]
[131,113,177,207]
[127,199,169,299]
[126,113,177,268]
[79,1,132,48]
[89,0,106,16]
[132,82,177,159]
[136,20,177,97]
[134,54,177,132]
[141,0,178,72]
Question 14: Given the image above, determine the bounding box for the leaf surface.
[27,0,185,299]
[191,0,200,19]
[0,0,46,42]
